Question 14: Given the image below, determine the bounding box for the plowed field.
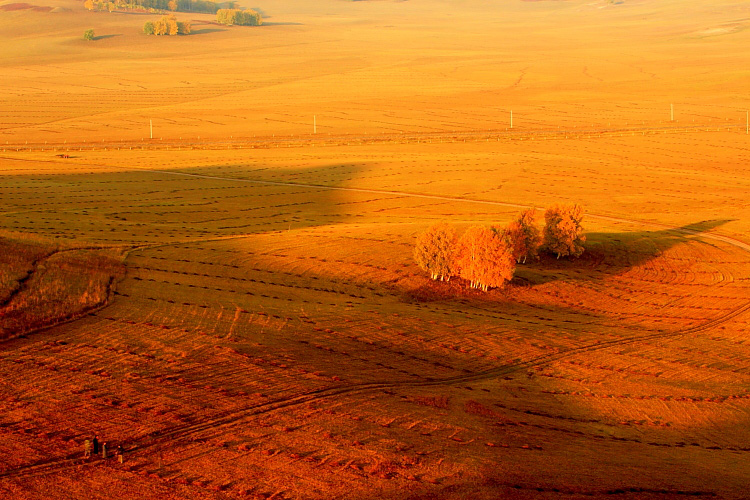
[2,0,750,498]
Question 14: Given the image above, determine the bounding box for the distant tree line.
[171,0,222,13]
[143,15,191,35]
[85,0,225,14]
[217,8,262,26]
[414,204,585,291]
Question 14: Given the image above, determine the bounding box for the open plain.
[2,0,750,498]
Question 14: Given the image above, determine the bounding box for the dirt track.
[2,157,749,482]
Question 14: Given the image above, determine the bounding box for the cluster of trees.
[169,0,221,13]
[85,0,221,13]
[84,0,115,12]
[143,15,191,35]
[414,204,585,291]
[216,8,262,26]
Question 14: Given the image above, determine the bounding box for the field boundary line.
[1,121,748,151]
[66,162,750,253]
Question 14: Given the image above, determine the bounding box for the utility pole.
[510,110,513,129]
[150,119,153,139]
[670,103,674,122]
[746,110,748,135]
[314,115,317,134]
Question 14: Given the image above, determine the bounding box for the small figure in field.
[117,445,124,464]
[92,435,100,455]
[83,439,91,459]
[102,442,108,459]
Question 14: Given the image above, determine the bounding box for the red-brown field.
[2,0,750,499]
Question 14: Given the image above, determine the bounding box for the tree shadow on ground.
[512,219,733,287]
[93,34,122,41]
[189,28,227,35]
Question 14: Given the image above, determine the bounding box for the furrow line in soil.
[2,295,749,480]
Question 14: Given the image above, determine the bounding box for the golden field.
[1,0,750,499]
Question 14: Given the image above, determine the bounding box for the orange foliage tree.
[177,20,191,34]
[506,208,542,263]
[544,204,586,259]
[217,8,262,26]
[153,16,168,35]
[413,222,458,281]
[145,15,186,35]
[165,15,178,35]
[454,226,515,291]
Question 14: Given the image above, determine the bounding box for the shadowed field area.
[1,137,750,499]
[2,0,750,498]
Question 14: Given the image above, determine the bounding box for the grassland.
[2,0,750,499]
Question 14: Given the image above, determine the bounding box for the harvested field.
[2,0,750,499]
[2,137,750,499]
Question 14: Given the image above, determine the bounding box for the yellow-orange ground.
[2,0,750,499]
[1,0,750,144]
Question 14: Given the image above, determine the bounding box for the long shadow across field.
[189,28,227,35]
[0,161,376,244]
[92,34,122,41]
[0,161,374,340]
[3,159,748,496]
[513,219,732,286]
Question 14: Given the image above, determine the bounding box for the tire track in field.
[2,167,750,480]
[129,295,750,440]
[3,288,750,481]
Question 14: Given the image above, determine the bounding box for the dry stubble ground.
[1,134,750,499]
[2,0,750,498]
